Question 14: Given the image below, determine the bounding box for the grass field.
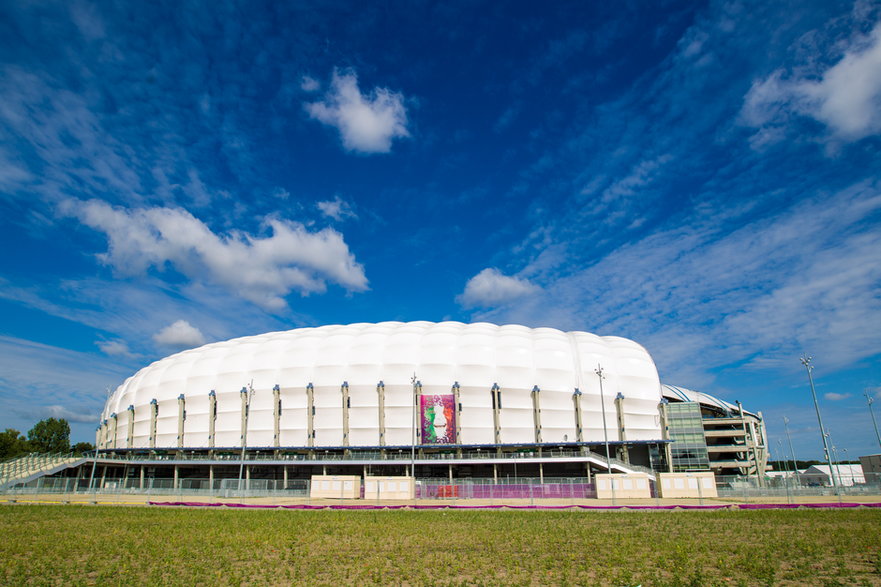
[1,506,880,586]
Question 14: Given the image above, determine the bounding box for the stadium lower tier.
[45,442,666,490]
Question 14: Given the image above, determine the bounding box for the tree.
[0,429,30,459]
[27,418,70,453]
[71,442,95,456]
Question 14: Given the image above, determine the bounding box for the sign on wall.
[420,394,456,444]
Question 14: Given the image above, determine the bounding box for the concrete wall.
[309,475,361,499]
[658,472,717,498]
[595,473,652,499]
[364,476,415,500]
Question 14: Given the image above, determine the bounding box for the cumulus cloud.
[61,199,368,310]
[316,196,357,221]
[824,392,851,401]
[458,268,540,308]
[742,23,881,143]
[305,69,409,154]
[153,320,206,349]
[96,339,136,358]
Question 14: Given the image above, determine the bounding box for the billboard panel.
[420,394,456,444]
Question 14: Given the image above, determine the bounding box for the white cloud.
[316,196,357,221]
[305,69,409,154]
[97,339,136,358]
[153,320,206,349]
[61,199,369,310]
[457,268,540,308]
[742,23,881,143]
[824,392,851,401]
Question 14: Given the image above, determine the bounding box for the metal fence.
[416,477,596,500]
[3,456,880,501]
[715,475,881,500]
[3,475,312,498]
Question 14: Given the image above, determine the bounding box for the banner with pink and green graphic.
[420,394,456,444]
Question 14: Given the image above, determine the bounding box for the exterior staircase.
[0,453,85,489]
[585,451,657,476]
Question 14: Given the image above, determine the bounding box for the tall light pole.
[831,443,842,487]
[596,364,612,473]
[865,389,881,451]
[776,439,789,474]
[776,438,792,502]
[783,416,798,474]
[800,355,838,491]
[411,373,417,481]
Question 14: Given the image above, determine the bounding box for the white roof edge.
[661,383,760,420]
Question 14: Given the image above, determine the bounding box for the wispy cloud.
[96,339,137,358]
[305,69,410,154]
[300,75,320,92]
[0,276,292,357]
[824,392,851,401]
[42,404,98,424]
[0,335,128,434]
[472,181,881,383]
[317,196,357,221]
[60,199,369,310]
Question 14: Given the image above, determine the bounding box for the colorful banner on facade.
[420,394,456,444]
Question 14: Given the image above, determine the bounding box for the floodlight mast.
[596,364,612,474]
[800,355,838,491]
[783,416,798,475]
[865,389,881,451]
[411,373,417,482]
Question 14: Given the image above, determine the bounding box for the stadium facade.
[76,322,766,491]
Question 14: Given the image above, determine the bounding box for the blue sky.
[1,0,880,460]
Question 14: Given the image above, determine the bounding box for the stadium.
[6,321,768,496]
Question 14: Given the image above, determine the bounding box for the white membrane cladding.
[99,321,663,449]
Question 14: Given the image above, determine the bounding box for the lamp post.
[411,373,417,481]
[831,443,842,487]
[596,364,612,474]
[776,438,789,474]
[866,390,881,451]
[776,438,792,503]
[783,416,798,477]
[800,355,838,491]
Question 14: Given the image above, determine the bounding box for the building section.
[860,454,881,484]
[661,385,768,479]
[799,464,865,487]
[88,322,669,482]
